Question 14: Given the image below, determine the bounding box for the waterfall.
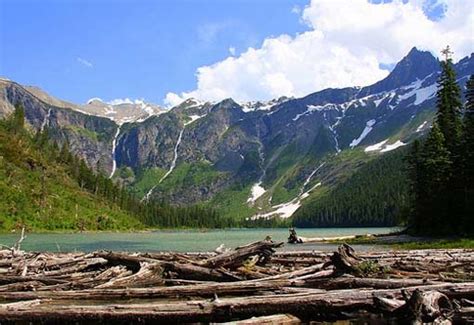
[40,108,52,132]
[143,128,185,201]
[109,125,121,178]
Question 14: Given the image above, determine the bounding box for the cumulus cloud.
[77,57,93,68]
[165,0,473,106]
[229,46,236,56]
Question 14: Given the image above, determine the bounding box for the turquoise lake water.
[0,227,397,252]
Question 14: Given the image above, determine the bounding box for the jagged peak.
[359,46,439,96]
[218,98,239,107]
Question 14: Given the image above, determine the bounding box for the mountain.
[1,48,473,226]
[80,98,165,125]
[0,112,143,231]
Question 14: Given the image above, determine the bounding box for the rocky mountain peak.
[360,47,440,96]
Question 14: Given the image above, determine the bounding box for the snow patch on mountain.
[247,182,266,204]
[416,121,428,132]
[397,77,437,106]
[365,139,389,152]
[350,119,376,148]
[380,140,406,152]
[293,103,336,121]
[251,163,324,220]
[184,115,205,126]
[87,97,103,104]
[364,139,406,153]
[241,97,291,113]
[251,182,321,220]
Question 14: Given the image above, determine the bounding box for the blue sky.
[0,0,309,104]
[0,0,471,106]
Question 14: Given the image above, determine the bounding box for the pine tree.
[462,75,474,234]
[419,123,452,234]
[406,140,423,232]
[436,53,462,154]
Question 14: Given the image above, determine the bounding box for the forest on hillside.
[0,107,233,231]
[292,148,410,227]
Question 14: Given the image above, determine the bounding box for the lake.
[0,227,398,252]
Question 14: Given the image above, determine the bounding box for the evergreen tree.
[436,55,462,154]
[406,139,423,231]
[12,104,25,133]
[462,75,474,233]
[435,50,465,233]
[419,123,452,234]
[407,48,471,236]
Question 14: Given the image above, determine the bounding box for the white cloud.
[229,46,236,56]
[77,57,93,68]
[107,98,145,105]
[291,5,301,15]
[165,0,473,105]
[164,92,186,107]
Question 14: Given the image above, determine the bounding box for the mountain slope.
[0,115,143,231]
[1,48,473,226]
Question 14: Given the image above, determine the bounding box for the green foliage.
[0,108,143,231]
[393,239,474,249]
[407,54,473,235]
[0,106,232,231]
[436,59,463,153]
[461,75,474,233]
[131,167,166,197]
[292,148,410,227]
[64,125,98,141]
[209,183,256,220]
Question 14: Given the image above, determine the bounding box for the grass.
[391,238,474,249]
[131,167,166,198]
[156,161,225,192]
[208,184,256,220]
[326,234,474,250]
[64,125,98,141]
[0,122,143,232]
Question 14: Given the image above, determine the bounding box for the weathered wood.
[202,239,284,269]
[0,283,472,322]
[0,241,472,323]
[221,314,301,324]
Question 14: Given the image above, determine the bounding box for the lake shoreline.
[0,227,399,252]
[1,239,472,323]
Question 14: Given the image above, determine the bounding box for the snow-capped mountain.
[1,47,473,222]
[81,98,165,125]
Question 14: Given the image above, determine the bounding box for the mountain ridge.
[1,47,472,224]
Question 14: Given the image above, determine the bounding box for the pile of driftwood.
[0,237,473,324]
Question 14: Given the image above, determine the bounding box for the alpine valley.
[1,48,473,228]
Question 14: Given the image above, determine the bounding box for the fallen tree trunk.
[0,238,472,323]
[202,239,284,269]
[0,283,472,323]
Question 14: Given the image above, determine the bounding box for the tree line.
[291,148,409,228]
[407,50,473,235]
[2,105,237,229]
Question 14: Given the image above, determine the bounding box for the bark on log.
[202,239,283,269]
[221,314,301,324]
[0,283,472,323]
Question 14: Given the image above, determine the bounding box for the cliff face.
[0,79,116,173]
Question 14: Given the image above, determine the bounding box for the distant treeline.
[292,149,410,228]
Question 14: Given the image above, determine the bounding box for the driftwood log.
[0,237,472,323]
